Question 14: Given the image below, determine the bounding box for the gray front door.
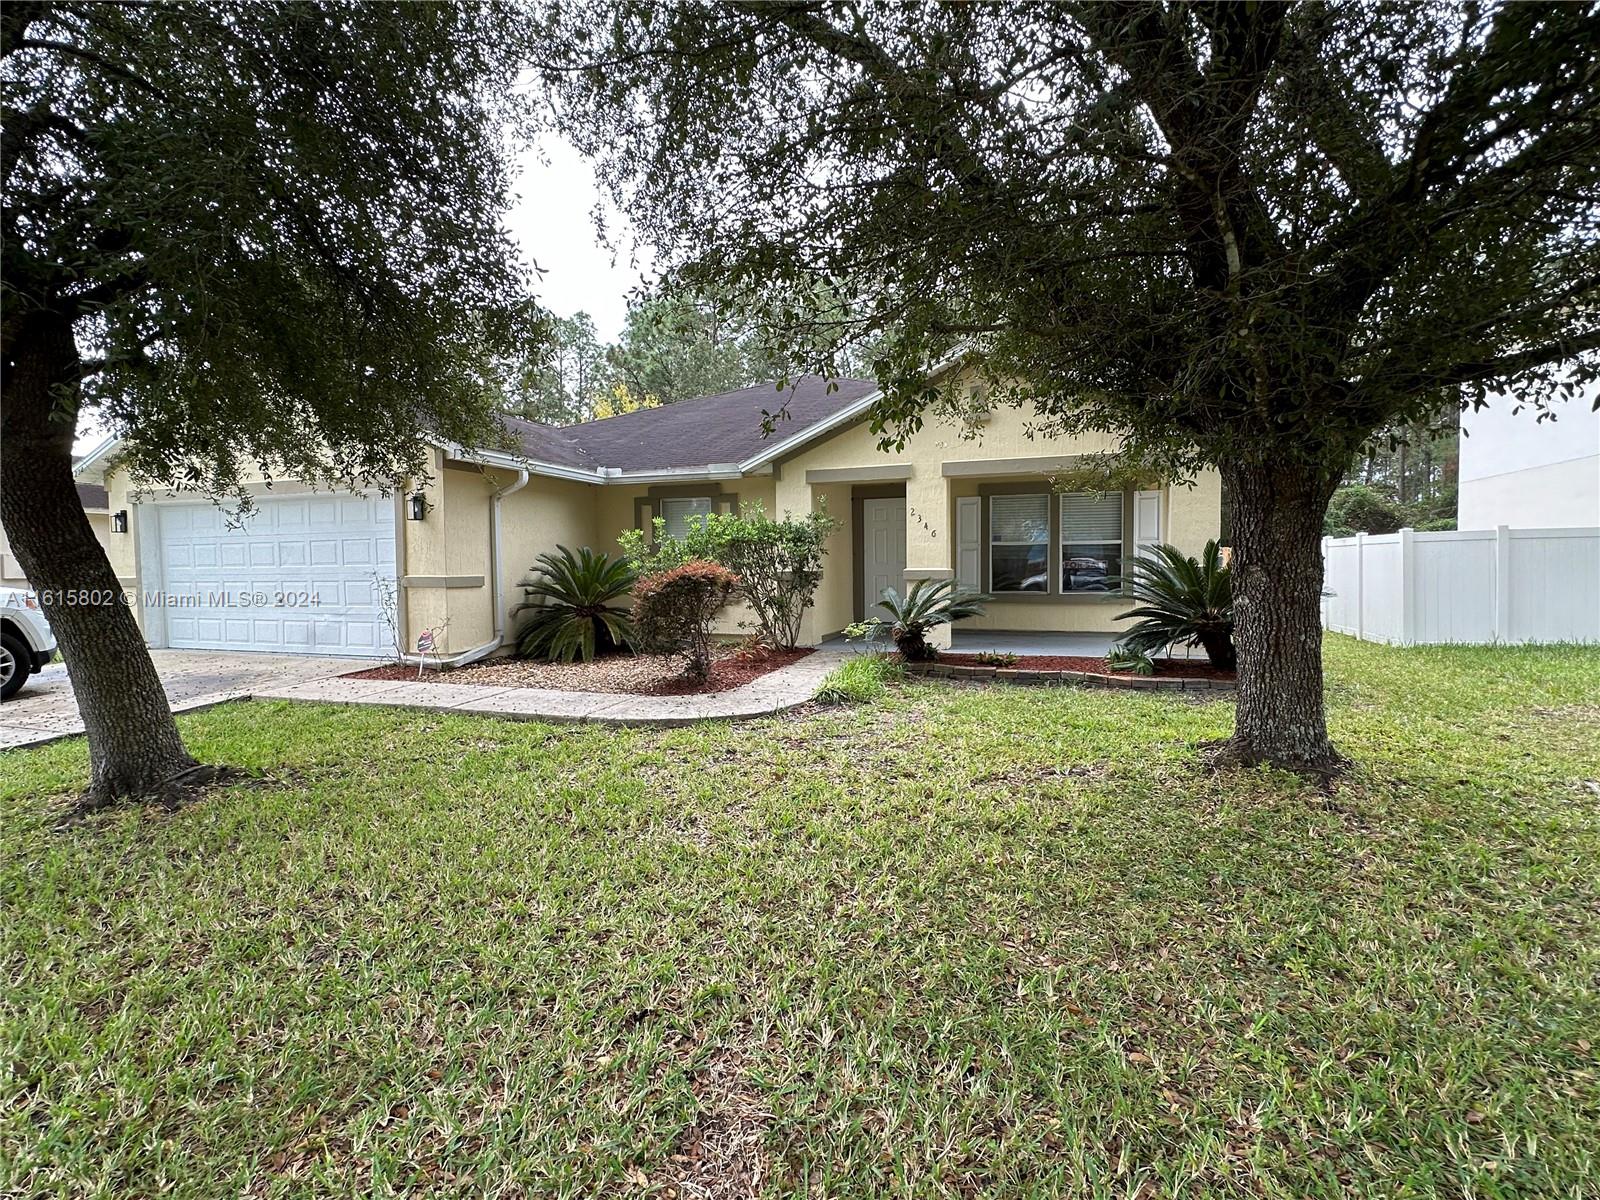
[861,497,907,621]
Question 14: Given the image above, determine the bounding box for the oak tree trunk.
[1221,460,1344,776]
[1,312,200,809]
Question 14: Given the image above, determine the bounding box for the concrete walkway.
[253,649,850,726]
[1,649,851,750]
[0,650,373,751]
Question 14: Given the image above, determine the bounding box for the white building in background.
[1458,388,1600,530]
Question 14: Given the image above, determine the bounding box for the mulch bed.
[342,646,813,696]
[935,653,1235,681]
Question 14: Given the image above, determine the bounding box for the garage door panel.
[157,494,394,656]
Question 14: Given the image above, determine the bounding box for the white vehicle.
[1,589,57,701]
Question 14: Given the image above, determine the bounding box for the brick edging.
[904,662,1235,692]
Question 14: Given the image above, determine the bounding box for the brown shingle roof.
[76,483,109,511]
[499,415,599,471]
[506,376,878,473]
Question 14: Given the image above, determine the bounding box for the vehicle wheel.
[0,631,31,701]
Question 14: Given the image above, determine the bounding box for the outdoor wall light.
[407,492,428,521]
[111,510,129,534]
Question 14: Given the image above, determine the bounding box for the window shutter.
[1133,490,1163,563]
[1060,492,1122,542]
[956,496,981,589]
[990,494,1049,543]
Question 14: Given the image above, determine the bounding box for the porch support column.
[905,471,956,650]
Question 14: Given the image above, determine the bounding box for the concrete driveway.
[0,650,372,750]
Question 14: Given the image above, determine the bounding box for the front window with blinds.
[1061,492,1123,591]
[659,496,713,541]
[989,493,1049,592]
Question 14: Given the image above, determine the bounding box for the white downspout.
[401,467,529,670]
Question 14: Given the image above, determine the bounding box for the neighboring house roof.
[76,483,109,512]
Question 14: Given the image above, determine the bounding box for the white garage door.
[155,493,395,656]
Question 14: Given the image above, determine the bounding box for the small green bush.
[815,653,905,704]
[853,578,989,661]
[619,503,840,648]
[973,650,1021,667]
[1106,645,1156,675]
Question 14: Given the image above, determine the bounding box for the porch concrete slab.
[821,630,1121,656]
[952,631,1120,656]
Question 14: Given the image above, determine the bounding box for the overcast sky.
[504,135,651,343]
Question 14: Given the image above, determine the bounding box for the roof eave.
[731,350,970,474]
[735,390,882,474]
[601,464,751,485]
[442,442,603,484]
[72,434,122,483]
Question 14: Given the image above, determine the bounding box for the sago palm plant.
[514,546,636,662]
[871,578,988,661]
[1112,540,1235,670]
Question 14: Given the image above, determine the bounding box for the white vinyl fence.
[1321,526,1600,645]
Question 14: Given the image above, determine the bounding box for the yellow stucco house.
[73,371,1220,661]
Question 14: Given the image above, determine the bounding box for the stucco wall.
[101,465,144,628]
[773,400,1221,638]
[494,472,600,649]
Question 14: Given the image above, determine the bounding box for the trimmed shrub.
[619,503,840,648]
[710,504,839,649]
[631,560,738,679]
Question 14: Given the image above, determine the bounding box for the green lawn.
[3,636,1598,1199]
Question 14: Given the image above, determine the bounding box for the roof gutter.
[443,442,601,484]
